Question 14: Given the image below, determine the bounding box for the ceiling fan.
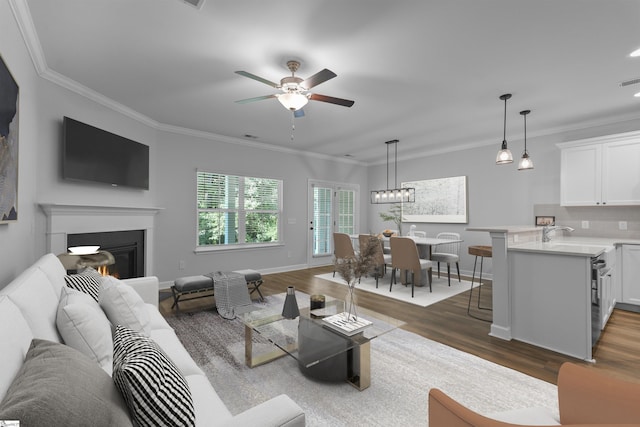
[235,60,355,117]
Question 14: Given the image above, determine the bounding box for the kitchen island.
[467,226,640,361]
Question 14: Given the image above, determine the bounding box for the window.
[197,171,282,249]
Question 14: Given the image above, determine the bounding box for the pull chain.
[291,112,295,141]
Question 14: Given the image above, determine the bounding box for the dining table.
[351,234,464,284]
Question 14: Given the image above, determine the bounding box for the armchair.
[428,362,640,426]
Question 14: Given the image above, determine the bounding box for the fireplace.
[67,230,145,278]
[40,203,162,276]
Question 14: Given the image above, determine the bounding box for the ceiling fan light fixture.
[630,47,640,57]
[277,92,309,111]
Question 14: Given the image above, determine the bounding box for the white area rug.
[166,298,559,427]
[315,272,478,307]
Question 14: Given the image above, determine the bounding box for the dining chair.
[333,232,356,277]
[390,236,433,296]
[359,234,392,288]
[429,232,461,287]
[412,230,427,238]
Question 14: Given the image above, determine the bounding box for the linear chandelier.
[370,139,415,204]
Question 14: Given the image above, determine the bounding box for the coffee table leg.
[347,341,371,391]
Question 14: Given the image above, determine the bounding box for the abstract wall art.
[0,55,19,223]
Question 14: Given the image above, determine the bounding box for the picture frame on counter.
[535,216,555,226]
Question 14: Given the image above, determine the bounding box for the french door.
[307,180,359,267]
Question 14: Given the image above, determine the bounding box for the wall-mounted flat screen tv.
[63,117,149,190]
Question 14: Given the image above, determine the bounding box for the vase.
[282,286,300,319]
[344,284,358,321]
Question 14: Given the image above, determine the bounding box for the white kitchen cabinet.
[621,244,640,305]
[559,131,640,206]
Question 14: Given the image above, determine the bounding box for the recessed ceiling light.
[243,134,258,139]
[634,91,640,98]
[630,47,640,57]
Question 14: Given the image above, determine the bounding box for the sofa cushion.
[56,287,114,374]
[64,267,102,302]
[0,339,133,427]
[34,252,68,297]
[100,276,151,336]
[3,267,61,342]
[186,374,232,425]
[0,296,33,402]
[113,325,195,427]
[150,328,205,377]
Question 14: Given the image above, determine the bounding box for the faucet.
[542,225,575,242]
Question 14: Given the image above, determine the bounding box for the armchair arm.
[121,276,159,307]
[557,362,640,424]
[220,394,305,427]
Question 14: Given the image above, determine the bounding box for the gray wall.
[1,1,639,288]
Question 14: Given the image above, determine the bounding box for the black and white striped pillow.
[112,325,195,427]
[64,268,102,302]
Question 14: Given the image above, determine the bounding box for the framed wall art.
[402,175,468,223]
[0,55,19,223]
[0,57,18,224]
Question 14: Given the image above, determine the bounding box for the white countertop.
[466,225,539,233]
[509,237,640,257]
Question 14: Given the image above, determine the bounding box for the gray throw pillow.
[0,339,132,427]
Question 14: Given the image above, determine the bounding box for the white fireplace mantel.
[39,203,163,275]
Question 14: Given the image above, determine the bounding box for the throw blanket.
[205,271,253,319]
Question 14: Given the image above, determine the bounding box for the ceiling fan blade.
[309,93,355,107]
[294,108,305,118]
[235,94,276,104]
[235,71,279,88]
[301,69,336,89]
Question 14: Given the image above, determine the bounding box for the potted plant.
[379,204,403,236]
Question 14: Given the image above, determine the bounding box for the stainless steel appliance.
[591,253,611,346]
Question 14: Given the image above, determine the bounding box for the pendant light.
[495,94,513,164]
[370,139,416,204]
[518,110,534,170]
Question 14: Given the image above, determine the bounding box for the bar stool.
[467,245,492,321]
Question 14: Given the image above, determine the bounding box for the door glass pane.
[337,189,355,234]
[313,187,332,256]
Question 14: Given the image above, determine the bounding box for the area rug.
[315,272,478,307]
[166,295,558,426]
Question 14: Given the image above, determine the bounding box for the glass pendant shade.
[518,152,533,170]
[496,141,513,164]
[518,109,533,170]
[496,94,513,165]
[277,92,308,111]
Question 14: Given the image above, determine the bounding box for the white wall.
[154,130,368,282]
[367,119,640,277]
[1,1,639,288]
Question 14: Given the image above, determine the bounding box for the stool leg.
[467,256,477,315]
[478,257,492,311]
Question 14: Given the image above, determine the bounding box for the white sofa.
[0,253,305,426]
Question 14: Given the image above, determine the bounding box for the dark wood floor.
[160,265,640,386]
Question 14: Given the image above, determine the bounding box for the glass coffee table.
[239,292,405,391]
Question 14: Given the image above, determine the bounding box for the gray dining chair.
[429,232,461,287]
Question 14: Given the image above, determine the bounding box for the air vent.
[620,78,640,87]
[180,0,205,9]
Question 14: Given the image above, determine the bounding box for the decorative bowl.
[382,232,393,237]
[68,246,100,255]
